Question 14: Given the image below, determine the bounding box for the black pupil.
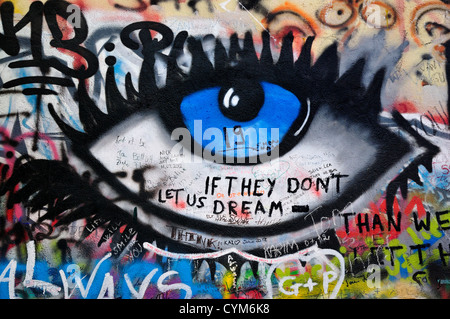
[218,81,265,122]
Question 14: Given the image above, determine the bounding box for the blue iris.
[180,81,302,160]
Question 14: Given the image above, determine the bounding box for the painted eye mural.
[0,0,449,301]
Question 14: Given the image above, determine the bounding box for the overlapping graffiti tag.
[0,0,449,299]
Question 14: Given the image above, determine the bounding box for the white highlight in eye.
[223,88,235,108]
[231,95,240,107]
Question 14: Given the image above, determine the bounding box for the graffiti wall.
[0,0,449,301]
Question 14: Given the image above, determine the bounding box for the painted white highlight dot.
[223,88,234,108]
[231,95,240,107]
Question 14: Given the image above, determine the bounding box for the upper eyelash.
[48,28,320,145]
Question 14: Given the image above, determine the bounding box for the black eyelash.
[385,111,440,215]
[48,26,388,150]
[48,30,322,146]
